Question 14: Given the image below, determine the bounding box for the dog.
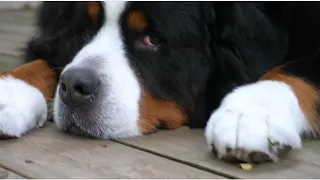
[0,1,320,164]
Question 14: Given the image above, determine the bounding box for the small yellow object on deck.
[239,163,253,171]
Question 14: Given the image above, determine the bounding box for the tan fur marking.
[261,66,320,128]
[128,10,148,31]
[88,1,100,24]
[138,91,188,134]
[0,59,57,99]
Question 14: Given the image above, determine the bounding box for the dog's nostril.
[60,82,67,92]
[59,67,100,107]
[74,84,91,96]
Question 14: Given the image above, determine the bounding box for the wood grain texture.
[1,6,320,179]
[0,54,23,71]
[0,123,223,179]
[0,167,24,179]
[119,127,320,178]
[0,10,34,57]
[0,10,35,25]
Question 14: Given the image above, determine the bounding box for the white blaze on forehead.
[55,1,142,138]
[105,1,127,23]
[66,1,128,64]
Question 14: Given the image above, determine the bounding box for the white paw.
[0,76,47,138]
[205,80,309,163]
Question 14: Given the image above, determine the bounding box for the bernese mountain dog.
[0,1,320,164]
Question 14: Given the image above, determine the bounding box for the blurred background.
[0,1,40,71]
[0,2,39,10]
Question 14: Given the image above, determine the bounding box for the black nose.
[59,68,100,107]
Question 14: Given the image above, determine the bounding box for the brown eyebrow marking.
[88,1,100,24]
[128,10,148,31]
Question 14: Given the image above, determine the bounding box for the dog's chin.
[54,101,142,140]
[56,112,108,140]
[64,123,96,139]
[54,101,102,139]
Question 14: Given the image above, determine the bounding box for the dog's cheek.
[138,90,188,134]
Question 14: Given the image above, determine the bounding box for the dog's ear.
[203,2,247,43]
[212,2,247,26]
[36,2,103,34]
[190,2,264,129]
[199,2,248,65]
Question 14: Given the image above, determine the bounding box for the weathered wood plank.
[119,127,320,178]
[0,30,31,44]
[0,123,223,179]
[0,43,24,57]
[0,11,35,26]
[7,172,25,179]
[0,2,39,11]
[0,20,35,35]
[0,10,36,22]
[1,7,320,180]
[0,167,25,179]
[0,54,23,71]
[0,10,35,57]
[0,32,30,57]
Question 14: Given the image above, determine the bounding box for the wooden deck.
[1,8,320,179]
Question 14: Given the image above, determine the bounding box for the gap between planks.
[118,127,320,179]
[0,122,224,179]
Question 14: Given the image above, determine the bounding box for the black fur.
[24,2,104,78]
[24,2,320,129]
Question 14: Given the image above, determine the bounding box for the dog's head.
[51,2,287,139]
[51,2,214,139]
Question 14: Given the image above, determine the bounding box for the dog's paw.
[0,76,47,139]
[205,81,308,163]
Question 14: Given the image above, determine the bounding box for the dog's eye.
[143,35,160,47]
